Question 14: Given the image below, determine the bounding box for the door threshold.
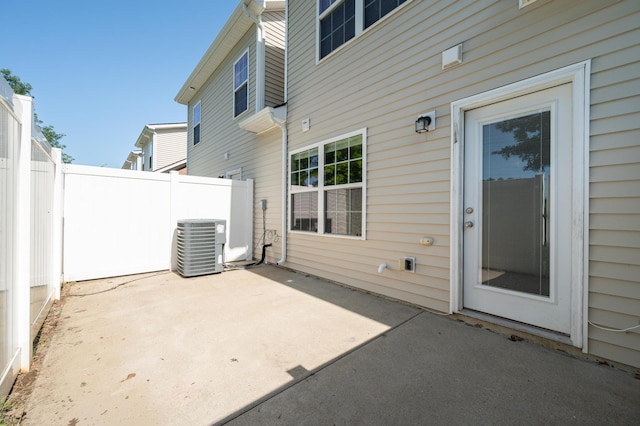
[459,309,573,346]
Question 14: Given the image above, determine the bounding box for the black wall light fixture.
[415,116,431,133]
[415,111,436,133]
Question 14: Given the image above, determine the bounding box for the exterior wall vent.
[176,219,226,277]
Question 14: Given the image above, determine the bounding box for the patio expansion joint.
[217,309,425,425]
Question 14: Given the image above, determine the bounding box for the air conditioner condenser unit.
[176,219,226,277]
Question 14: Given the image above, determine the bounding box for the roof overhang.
[175,0,285,105]
[135,123,187,148]
[122,150,142,169]
[238,104,287,134]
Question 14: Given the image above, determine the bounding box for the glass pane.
[350,139,362,159]
[325,146,335,164]
[234,53,248,89]
[291,153,300,172]
[325,136,362,186]
[193,124,200,145]
[234,83,248,116]
[325,164,335,186]
[336,162,349,184]
[193,103,201,124]
[291,148,319,189]
[364,0,407,29]
[291,192,318,232]
[320,0,339,14]
[319,0,356,59]
[350,159,362,183]
[481,111,551,297]
[324,188,362,236]
[309,168,319,187]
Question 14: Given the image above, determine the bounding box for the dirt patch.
[1,284,70,425]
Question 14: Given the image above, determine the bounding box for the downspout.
[270,110,287,265]
[242,2,265,111]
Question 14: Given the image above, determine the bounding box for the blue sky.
[1,0,238,167]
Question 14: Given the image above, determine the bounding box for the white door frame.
[449,61,590,349]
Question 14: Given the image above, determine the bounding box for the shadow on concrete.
[213,266,640,426]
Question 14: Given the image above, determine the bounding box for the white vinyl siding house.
[179,0,639,369]
[283,0,640,368]
[176,0,286,264]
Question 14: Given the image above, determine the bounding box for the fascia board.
[146,123,187,131]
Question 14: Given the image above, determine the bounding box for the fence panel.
[29,130,57,337]
[0,78,21,399]
[0,78,61,399]
[63,166,253,282]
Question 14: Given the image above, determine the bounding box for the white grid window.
[290,129,366,237]
[318,0,408,60]
[234,51,249,117]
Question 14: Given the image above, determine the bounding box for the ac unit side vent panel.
[176,219,226,277]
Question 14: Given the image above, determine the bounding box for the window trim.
[316,0,413,62]
[193,101,201,146]
[233,50,250,118]
[289,128,367,239]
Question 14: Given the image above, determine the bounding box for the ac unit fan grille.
[175,219,226,277]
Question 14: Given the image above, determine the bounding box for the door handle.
[464,221,474,228]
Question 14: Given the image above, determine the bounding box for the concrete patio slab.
[20,265,640,425]
[21,265,420,425]
[228,311,640,425]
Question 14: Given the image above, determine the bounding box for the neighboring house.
[122,150,143,171]
[176,0,640,369]
[131,123,187,173]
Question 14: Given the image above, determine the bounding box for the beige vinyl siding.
[154,128,186,171]
[187,28,284,263]
[248,127,284,264]
[286,0,640,367]
[263,11,286,107]
[588,17,640,366]
[187,30,256,176]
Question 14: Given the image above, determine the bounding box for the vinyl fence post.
[14,94,32,371]
[51,148,63,299]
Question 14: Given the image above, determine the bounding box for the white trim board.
[449,61,590,350]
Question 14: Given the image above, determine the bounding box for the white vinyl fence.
[63,166,253,282]
[1,79,63,399]
[1,78,254,402]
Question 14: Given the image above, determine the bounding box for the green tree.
[1,68,32,96]
[492,111,550,173]
[1,68,74,163]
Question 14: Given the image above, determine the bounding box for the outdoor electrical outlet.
[403,256,416,272]
[260,199,267,210]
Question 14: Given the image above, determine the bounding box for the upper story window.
[234,51,249,117]
[318,0,408,60]
[193,101,201,145]
[290,129,366,238]
[364,0,408,28]
[319,0,355,60]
